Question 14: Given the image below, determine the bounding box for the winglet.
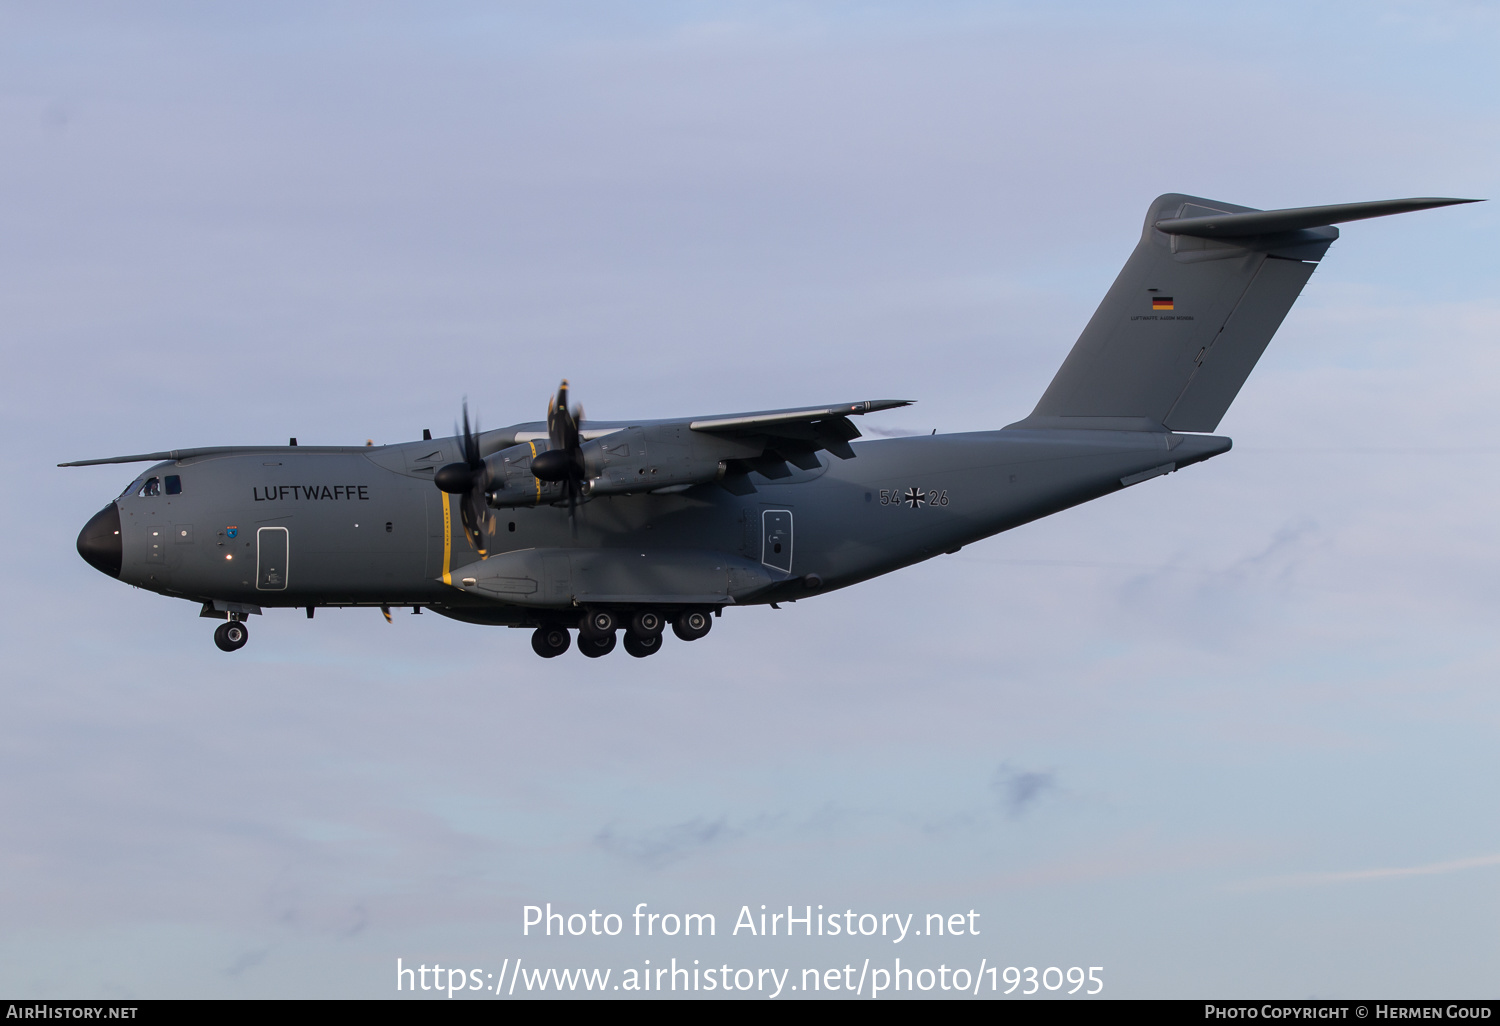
[1154,197,1482,238]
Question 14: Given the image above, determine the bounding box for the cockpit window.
[165,475,182,495]
[118,477,144,499]
[139,477,161,497]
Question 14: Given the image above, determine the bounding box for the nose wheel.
[213,620,249,652]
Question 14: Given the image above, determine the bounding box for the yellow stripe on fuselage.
[529,441,540,505]
[441,491,452,585]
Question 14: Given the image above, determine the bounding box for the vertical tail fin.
[1012,194,1478,433]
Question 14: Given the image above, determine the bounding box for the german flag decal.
[1152,296,1175,311]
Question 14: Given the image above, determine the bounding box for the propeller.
[433,400,494,557]
[530,379,587,531]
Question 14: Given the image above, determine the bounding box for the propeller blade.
[436,398,493,556]
[462,400,482,469]
[539,379,587,534]
[547,380,583,451]
[460,488,490,557]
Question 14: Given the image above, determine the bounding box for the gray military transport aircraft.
[66,193,1476,658]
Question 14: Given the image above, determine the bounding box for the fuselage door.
[256,526,289,590]
[761,509,792,574]
[542,554,572,605]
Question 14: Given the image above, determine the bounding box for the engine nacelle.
[483,418,835,508]
[579,425,761,497]
[482,443,566,509]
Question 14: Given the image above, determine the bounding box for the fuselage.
[70,191,1466,653]
[79,426,1229,629]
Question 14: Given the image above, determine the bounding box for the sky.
[2,0,1498,1000]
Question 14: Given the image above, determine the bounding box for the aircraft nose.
[77,503,123,578]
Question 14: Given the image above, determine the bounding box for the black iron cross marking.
[904,487,926,508]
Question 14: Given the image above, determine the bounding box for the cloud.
[594,816,744,869]
[991,764,1057,818]
[1239,852,1500,891]
[223,946,271,978]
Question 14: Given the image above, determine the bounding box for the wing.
[482,398,915,506]
[691,398,910,458]
[58,444,374,467]
[687,398,913,487]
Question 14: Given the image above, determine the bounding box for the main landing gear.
[578,609,621,658]
[622,632,662,658]
[672,609,712,642]
[579,631,617,658]
[620,609,665,659]
[528,608,714,659]
[213,620,249,652]
[531,625,571,658]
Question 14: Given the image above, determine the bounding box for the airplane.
[64,193,1478,658]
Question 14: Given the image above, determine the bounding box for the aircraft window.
[139,477,161,497]
[119,478,144,499]
[165,475,182,495]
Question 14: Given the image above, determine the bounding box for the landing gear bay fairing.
[66,194,1476,657]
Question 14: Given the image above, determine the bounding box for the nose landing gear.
[213,620,249,652]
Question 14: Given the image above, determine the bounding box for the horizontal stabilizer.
[1155,197,1479,239]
